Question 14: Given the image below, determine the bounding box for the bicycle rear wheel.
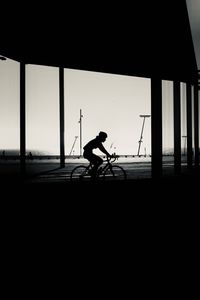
[103,165,127,181]
[70,165,90,182]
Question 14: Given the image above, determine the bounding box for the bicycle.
[70,156,127,182]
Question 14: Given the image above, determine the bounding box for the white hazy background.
[1,59,151,156]
[1,2,200,158]
[0,58,20,150]
[64,69,151,156]
[1,58,196,157]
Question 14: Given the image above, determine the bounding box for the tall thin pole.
[194,82,199,167]
[59,67,65,168]
[173,81,181,174]
[151,78,162,178]
[137,114,150,156]
[79,109,83,156]
[69,136,78,156]
[20,62,26,177]
[186,83,192,168]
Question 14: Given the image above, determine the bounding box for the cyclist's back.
[83,131,111,177]
[83,137,104,153]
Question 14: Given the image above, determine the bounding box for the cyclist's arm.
[98,144,111,157]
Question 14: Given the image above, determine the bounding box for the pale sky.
[2,2,200,157]
[0,58,20,150]
[186,0,200,68]
[0,58,151,156]
[64,69,151,156]
[1,57,196,157]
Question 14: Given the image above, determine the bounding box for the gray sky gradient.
[1,58,195,157]
[0,58,20,150]
[2,2,200,156]
[64,69,151,156]
[186,0,200,68]
[0,59,151,155]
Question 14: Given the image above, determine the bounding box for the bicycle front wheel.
[103,165,127,181]
[70,165,90,182]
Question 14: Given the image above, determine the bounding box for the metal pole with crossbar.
[79,109,83,156]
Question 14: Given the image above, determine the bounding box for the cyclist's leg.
[83,152,93,172]
[87,154,103,177]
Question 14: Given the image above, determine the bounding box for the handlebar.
[104,155,119,163]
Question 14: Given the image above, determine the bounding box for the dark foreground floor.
[1,169,199,207]
[1,174,198,294]
[1,165,199,227]
[1,171,198,297]
[2,174,199,242]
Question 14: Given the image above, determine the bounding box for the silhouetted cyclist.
[83,131,112,177]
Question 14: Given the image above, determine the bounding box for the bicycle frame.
[70,156,126,181]
[97,157,117,176]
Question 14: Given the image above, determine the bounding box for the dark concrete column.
[186,83,193,168]
[59,67,65,168]
[194,83,199,167]
[151,78,162,178]
[20,63,26,177]
[173,81,181,174]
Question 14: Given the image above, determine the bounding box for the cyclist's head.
[98,131,107,141]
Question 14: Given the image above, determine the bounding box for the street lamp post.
[78,109,83,156]
[137,114,151,156]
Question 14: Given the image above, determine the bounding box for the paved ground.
[0,156,195,185]
[25,161,152,183]
[1,157,199,213]
[1,157,199,229]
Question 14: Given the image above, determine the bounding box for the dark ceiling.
[1,1,198,83]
